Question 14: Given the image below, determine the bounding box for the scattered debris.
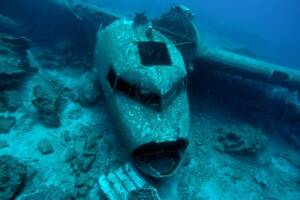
[74,173,95,198]
[36,50,65,69]
[0,90,22,111]
[37,139,54,155]
[61,130,72,143]
[35,48,91,70]
[128,187,161,200]
[0,33,37,87]
[67,108,82,120]
[65,124,103,198]
[32,85,61,127]
[0,155,27,200]
[0,116,16,134]
[66,134,97,174]
[72,72,102,107]
[254,170,269,188]
[19,186,73,200]
[214,123,267,154]
[0,140,8,148]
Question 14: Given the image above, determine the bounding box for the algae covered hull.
[0,1,300,200]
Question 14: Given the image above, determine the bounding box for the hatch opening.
[138,42,172,66]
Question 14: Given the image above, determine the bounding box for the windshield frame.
[107,66,186,111]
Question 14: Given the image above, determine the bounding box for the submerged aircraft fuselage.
[94,19,190,178]
[2,0,300,179]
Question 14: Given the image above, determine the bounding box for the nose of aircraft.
[132,139,188,178]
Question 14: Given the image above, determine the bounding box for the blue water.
[91,0,300,68]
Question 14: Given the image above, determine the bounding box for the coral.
[214,123,267,154]
[37,139,54,155]
[72,72,102,107]
[0,116,16,134]
[32,85,61,127]
[0,155,27,200]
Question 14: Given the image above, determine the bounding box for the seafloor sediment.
[0,34,300,200]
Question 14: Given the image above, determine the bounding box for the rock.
[214,123,267,155]
[35,50,65,70]
[0,90,22,112]
[61,131,72,142]
[77,81,101,107]
[0,140,8,148]
[0,116,16,133]
[3,90,22,111]
[20,186,74,200]
[0,96,7,112]
[0,155,27,200]
[73,72,101,107]
[67,108,82,120]
[128,186,161,200]
[32,85,61,127]
[0,33,37,87]
[37,139,54,155]
[66,127,98,174]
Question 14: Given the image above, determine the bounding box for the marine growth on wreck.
[0,0,299,200]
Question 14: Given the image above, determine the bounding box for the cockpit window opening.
[107,66,117,90]
[160,77,186,108]
[138,42,172,66]
[107,66,186,110]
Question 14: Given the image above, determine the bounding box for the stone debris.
[0,90,23,112]
[61,130,72,142]
[0,33,37,86]
[65,125,102,199]
[72,72,102,107]
[37,139,54,155]
[214,123,267,154]
[0,140,8,148]
[32,85,61,127]
[66,133,97,174]
[74,174,95,198]
[0,90,23,111]
[0,155,27,200]
[19,186,73,200]
[0,116,16,134]
[127,187,161,200]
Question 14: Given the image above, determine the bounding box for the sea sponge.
[0,155,27,200]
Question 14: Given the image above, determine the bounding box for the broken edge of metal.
[98,163,161,200]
